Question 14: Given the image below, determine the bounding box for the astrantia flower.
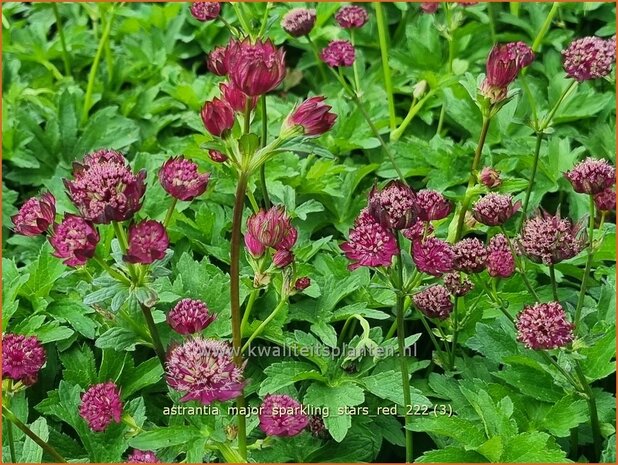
[2,334,46,385]
[246,206,297,252]
[443,272,474,297]
[295,277,311,291]
[273,249,294,268]
[79,382,123,432]
[420,3,439,14]
[207,46,228,76]
[341,209,399,270]
[368,181,417,230]
[486,234,515,278]
[519,211,585,265]
[564,157,616,195]
[219,81,258,113]
[335,5,368,29]
[208,149,228,163]
[309,415,327,438]
[472,193,521,226]
[413,285,453,320]
[321,40,355,67]
[452,237,487,273]
[480,42,534,102]
[190,2,220,22]
[562,36,615,81]
[49,214,100,267]
[281,8,316,37]
[125,220,169,264]
[11,192,55,236]
[226,39,286,96]
[201,98,235,137]
[479,166,502,188]
[259,395,309,437]
[285,96,337,136]
[159,156,210,201]
[594,187,616,212]
[415,190,451,221]
[126,450,161,463]
[412,237,454,276]
[403,222,433,242]
[167,298,216,335]
[516,302,574,350]
[166,338,244,404]
[65,150,146,224]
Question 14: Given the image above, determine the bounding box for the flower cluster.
[516,302,574,350]
[562,36,616,81]
[49,214,100,267]
[412,237,454,277]
[167,298,216,335]
[159,156,210,201]
[413,285,453,320]
[11,192,56,236]
[443,272,474,297]
[79,382,123,432]
[126,450,161,463]
[259,394,309,437]
[245,206,298,267]
[124,220,169,265]
[189,2,221,22]
[415,190,451,222]
[335,5,368,29]
[452,237,487,273]
[2,334,46,386]
[321,40,356,68]
[281,8,316,37]
[368,181,417,230]
[472,193,521,226]
[480,41,535,103]
[486,234,515,278]
[564,157,615,195]
[285,96,337,136]
[166,338,244,404]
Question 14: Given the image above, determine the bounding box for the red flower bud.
[226,39,286,97]
[125,220,169,264]
[49,214,100,267]
[286,96,337,136]
[201,98,235,137]
[159,156,210,201]
[11,192,56,236]
[190,2,220,22]
[207,46,228,76]
[219,81,257,113]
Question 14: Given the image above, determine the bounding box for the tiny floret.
[472,193,521,226]
[452,237,487,273]
[281,8,316,37]
[190,2,221,22]
[335,5,369,29]
[412,237,454,276]
[49,214,100,267]
[125,220,169,264]
[159,156,210,201]
[562,36,615,81]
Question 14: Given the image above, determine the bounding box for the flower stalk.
[374,1,396,132]
[141,304,166,369]
[574,195,596,328]
[51,3,71,77]
[574,361,602,462]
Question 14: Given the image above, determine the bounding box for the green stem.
[549,264,560,302]
[243,99,251,135]
[305,35,328,82]
[574,361,602,462]
[231,2,253,39]
[112,221,138,281]
[2,406,67,463]
[259,95,271,209]
[6,381,16,463]
[164,198,178,228]
[521,131,544,219]
[395,234,413,463]
[242,298,287,353]
[500,226,541,301]
[449,297,460,370]
[93,256,132,286]
[538,351,580,391]
[52,3,71,77]
[391,91,435,142]
[257,2,272,38]
[543,80,577,129]
[141,304,166,370]
[82,4,115,124]
[418,313,446,363]
[454,115,491,240]
[374,2,396,132]
[350,29,362,94]
[240,288,260,335]
[230,172,249,460]
[531,2,560,52]
[574,196,596,328]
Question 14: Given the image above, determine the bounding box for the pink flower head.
[125,220,169,264]
[452,237,487,273]
[479,166,502,188]
[415,190,452,221]
[562,36,615,81]
[190,2,220,22]
[413,285,453,320]
[472,193,521,226]
[159,156,210,201]
[481,42,534,102]
[286,96,337,136]
[259,394,309,437]
[208,149,228,163]
[166,338,244,404]
[368,181,418,230]
[207,46,228,76]
[420,3,439,14]
[281,8,316,37]
[11,192,56,236]
[321,40,355,67]
[594,187,616,212]
[126,450,161,463]
[341,209,399,270]
[403,222,433,242]
[295,277,311,291]
[443,272,474,297]
[49,214,100,267]
[335,5,369,29]
[564,157,615,195]
[486,234,515,278]
[219,81,258,113]
[273,249,294,268]
[516,302,574,350]
[412,237,454,276]
[79,382,123,432]
[518,211,585,265]
[2,334,46,385]
[244,231,266,258]
[226,39,286,96]
[201,98,235,137]
[65,150,146,224]
[167,298,216,335]
[246,206,297,251]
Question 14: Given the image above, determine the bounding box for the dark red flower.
[201,98,235,137]
[294,277,311,291]
[479,166,502,188]
[335,5,369,29]
[594,188,616,212]
[281,8,316,37]
[126,450,161,463]
[190,2,220,22]
[79,382,123,432]
[321,40,355,67]
[208,149,228,163]
[159,156,210,201]
[125,220,169,264]
[207,46,229,76]
[452,237,487,273]
[259,394,309,437]
[413,285,453,320]
[472,193,521,226]
[486,234,515,278]
[219,81,258,113]
[412,237,454,276]
[11,192,56,236]
[167,298,216,335]
[415,190,451,221]
[246,206,297,251]
[368,181,417,230]
[443,272,474,297]
[226,39,286,96]
[2,334,46,385]
[516,302,574,350]
[420,3,439,14]
[49,214,100,267]
[564,157,615,194]
[286,96,337,136]
[480,42,534,102]
[273,249,294,268]
[563,36,615,81]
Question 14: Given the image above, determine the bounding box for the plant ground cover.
[1,1,616,463]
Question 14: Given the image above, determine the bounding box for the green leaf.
[406,415,486,448]
[19,417,49,463]
[121,358,164,397]
[73,107,140,156]
[259,361,324,396]
[19,242,66,301]
[500,432,569,462]
[304,383,365,442]
[580,329,616,381]
[47,300,98,339]
[98,350,128,384]
[95,327,140,351]
[537,395,589,437]
[59,344,98,388]
[128,426,202,449]
[361,370,431,406]
[416,447,487,463]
